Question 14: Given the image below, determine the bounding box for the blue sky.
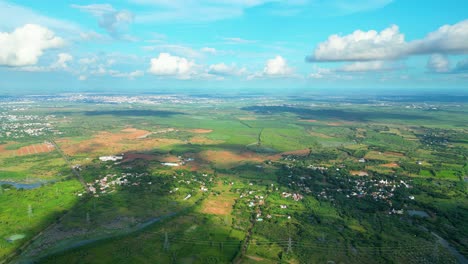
[0,0,467,94]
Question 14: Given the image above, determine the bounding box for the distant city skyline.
[0,0,467,93]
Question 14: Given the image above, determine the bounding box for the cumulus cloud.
[51,53,73,69]
[263,56,293,76]
[208,63,245,76]
[72,4,134,39]
[148,53,195,79]
[0,24,64,66]
[409,20,468,55]
[427,54,450,73]
[307,20,468,63]
[307,25,406,62]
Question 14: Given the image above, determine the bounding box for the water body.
[408,210,430,218]
[0,181,45,190]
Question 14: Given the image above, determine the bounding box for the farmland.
[0,93,467,263]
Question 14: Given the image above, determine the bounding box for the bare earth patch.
[350,171,369,176]
[16,143,55,156]
[300,119,318,122]
[57,128,181,156]
[188,129,213,134]
[200,182,236,216]
[200,150,266,165]
[201,198,235,215]
[381,162,400,168]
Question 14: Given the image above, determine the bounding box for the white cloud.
[307,20,468,63]
[309,66,332,79]
[263,56,293,76]
[338,61,397,72]
[0,24,64,66]
[79,57,98,65]
[131,1,391,22]
[409,20,468,55]
[143,44,202,58]
[208,63,246,76]
[148,53,196,79]
[427,54,450,73]
[223,37,257,44]
[201,47,217,54]
[133,0,284,22]
[307,25,406,62]
[51,53,73,69]
[111,70,144,79]
[0,1,82,36]
[72,4,134,39]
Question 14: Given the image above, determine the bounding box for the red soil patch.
[58,129,181,156]
[200,148,311,165]
[381,162,400,168]
[201,198,234,215]
[201,182,236,215]
[200,150,266,164]
[16,143,55,156]
[0,145,8,154]
[350,171,369,176]
[189,129,213,134]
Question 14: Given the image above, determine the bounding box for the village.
[0,110,60,139]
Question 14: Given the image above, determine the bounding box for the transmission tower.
[287,237,293,254]
[164,232,170,251]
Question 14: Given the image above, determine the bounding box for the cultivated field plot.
[16,143,55,156]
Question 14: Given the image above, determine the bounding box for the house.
[99,156,123,162]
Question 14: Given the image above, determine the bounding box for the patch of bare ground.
[188,129,213,134]
[350,171,369,176]
[381,162,400,168]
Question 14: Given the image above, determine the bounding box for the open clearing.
[200,150,266,165]
[16,143,55,156]
[57,128,181,156]
[200,182,237,216]
[188,129,213,134]
[381,162,400,168]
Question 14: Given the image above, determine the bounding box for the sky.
[0,0,467,94]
